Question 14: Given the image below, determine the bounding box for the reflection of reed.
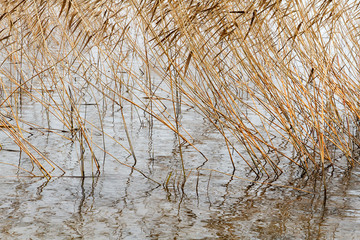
[0,0,359,186]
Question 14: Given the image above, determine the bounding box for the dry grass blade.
[0,0,359,190]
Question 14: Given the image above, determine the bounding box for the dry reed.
[0,0,359,187]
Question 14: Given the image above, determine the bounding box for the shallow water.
[1,99,360,239]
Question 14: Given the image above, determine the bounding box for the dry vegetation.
[1,0,360,186]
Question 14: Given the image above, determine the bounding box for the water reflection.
[3,164,360,239]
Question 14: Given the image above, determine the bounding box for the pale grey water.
[1,94,360,239]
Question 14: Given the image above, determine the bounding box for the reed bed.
[0,0,359,186]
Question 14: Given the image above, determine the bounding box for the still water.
[1,102,360,239]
